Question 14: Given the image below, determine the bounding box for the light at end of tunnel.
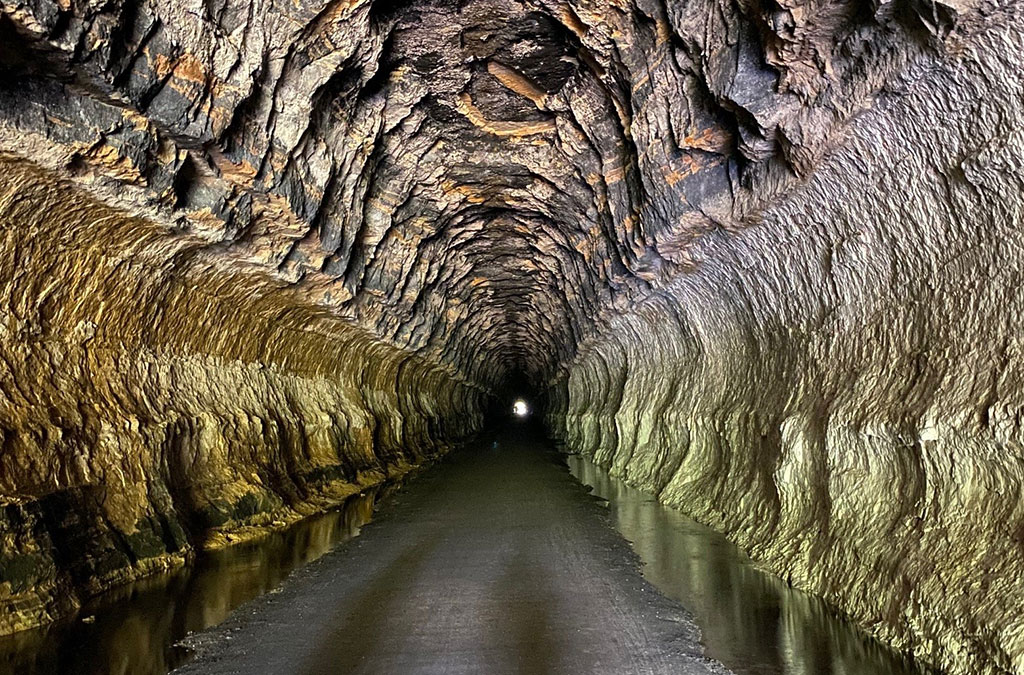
[513,399,530,418]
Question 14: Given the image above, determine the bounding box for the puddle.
[567,454,936,675]
[0,484,395,675]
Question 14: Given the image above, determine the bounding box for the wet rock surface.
[0,0,1021,672]
[0,158,483,633]
[174,424,730,675]
[0,482,391,675]
[546,11,1024,671]
[569,454,935,675]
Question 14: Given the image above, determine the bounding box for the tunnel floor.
[173,422,728,675]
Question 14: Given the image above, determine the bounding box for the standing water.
[0,447,936,675]
[0,484,395,675]
[567,454,935,675]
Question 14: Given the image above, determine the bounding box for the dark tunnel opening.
[483,370,545,428]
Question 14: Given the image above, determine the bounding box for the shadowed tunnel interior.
[0,0,1023,673]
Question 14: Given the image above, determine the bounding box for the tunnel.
[0,0,1022,673]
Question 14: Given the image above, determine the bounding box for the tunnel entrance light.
[512,399,529,417]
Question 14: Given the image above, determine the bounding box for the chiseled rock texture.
[0,158,484,633]
[0,0,1022,672]
[548,9,1024,675]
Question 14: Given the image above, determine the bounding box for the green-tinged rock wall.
[0,157,484,634]
[548,13,1024,675]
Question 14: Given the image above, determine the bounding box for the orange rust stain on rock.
[604,160,633,185]
[121,109,152,132]
[44,114,72,129]
[315,0,369,27]
[75,143,145,185]
[256,193,310,238]
[455,93,556,138]
[443,180,488,204]
[664,155,703,186]
[487,62,548,110]
[684,126,732,154]
[155,53,240,132]
[558,5,590,37]
[655,19,672,45]
[209,150,258,183]
[156,52,208,85]
[150,48,174,79]
[631,53,667,93]
[186,205,229,234]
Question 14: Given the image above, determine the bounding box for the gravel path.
[174,423,731,675]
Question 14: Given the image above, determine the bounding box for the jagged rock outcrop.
[0,0,1022,672]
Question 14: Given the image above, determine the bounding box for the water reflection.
[567,455,935,675]
[0,486,391,675]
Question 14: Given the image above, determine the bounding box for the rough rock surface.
[0,158,484,633]
[547,9,1024,674]
[0,0,1021,673]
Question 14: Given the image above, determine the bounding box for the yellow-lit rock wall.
[0,157,484,633]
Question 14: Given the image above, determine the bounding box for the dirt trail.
[175,423,730,675]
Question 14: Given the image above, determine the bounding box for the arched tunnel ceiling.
[0,0,956,386]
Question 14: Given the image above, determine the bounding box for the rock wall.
[547,9,1024,674]
[2,0,1023,670]
[0,0,950,386]
[0,157,484,634]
